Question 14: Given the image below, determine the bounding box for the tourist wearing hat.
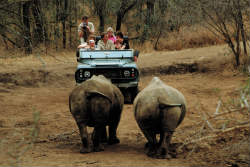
[107,27,116,44]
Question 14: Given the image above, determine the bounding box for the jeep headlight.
[84,71,91,78]
[124,70,130,77]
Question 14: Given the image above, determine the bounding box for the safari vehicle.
[75,49,140,103]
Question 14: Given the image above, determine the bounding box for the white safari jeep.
[75,48,140,103]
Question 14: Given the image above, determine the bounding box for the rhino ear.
[86,91,112,103]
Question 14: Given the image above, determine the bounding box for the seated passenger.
[87,35,96,50]
[87,39,96,50]
[115,40,122,50]
[77,42,88,49]
[97,32,115,50]
[107,27,116,43]
[115,31,129,50]
[77,35,96,50]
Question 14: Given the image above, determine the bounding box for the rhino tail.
[158,97,185,126]
[86,91,112,124]
[177,104,186,126]
[86,91,112,103]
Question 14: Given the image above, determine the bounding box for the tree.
[62,0,68,49]
[22,1,32,54]
[116,0,137,31]
[32,0,47,45]
[138,0,156,43]
[196,0,249,66]
[92,0,107,33]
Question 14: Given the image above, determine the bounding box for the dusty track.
[0,45,249,166]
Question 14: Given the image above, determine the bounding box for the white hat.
[89,39,95,43]
[107,27,114,32]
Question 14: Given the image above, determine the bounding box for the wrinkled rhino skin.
[69,75,124,153]
[133,77,187,159]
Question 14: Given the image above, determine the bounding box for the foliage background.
[0,0,249,66]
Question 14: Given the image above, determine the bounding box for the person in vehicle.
[78,16,95,44]
[115,31,129,50]
[87,39,96,50]
[97,32,115,50]
[107,27,116,43]
[77,35,96,49]
[87,35,96,50]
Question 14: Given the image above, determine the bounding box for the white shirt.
[78,22,95,33]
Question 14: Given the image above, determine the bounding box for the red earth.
[0,44,249,166]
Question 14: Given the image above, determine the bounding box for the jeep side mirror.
[134,50,139,58]
[133,50,140,62]
[76,49,80,57]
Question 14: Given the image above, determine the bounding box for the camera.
[82,23,87,30]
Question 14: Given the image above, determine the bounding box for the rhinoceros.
[69,75,124,153]
[133,77,186,159]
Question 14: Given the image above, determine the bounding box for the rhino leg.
[153,131,173,159]
[108,109,121,145]
[100,127,108,143]
[155,106,182,159]
[92,126,105,152]
[89,95,110,145]
[77,122,91,153]
[142,129,157,157]
[108,121,120,145]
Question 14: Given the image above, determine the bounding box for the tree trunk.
[235,21,240,66]
[237,1,248,56]
[145,0,155,26]
[55,0,60,50]
[69,0,72,48]
[62,0,68,49]
[116,0,137,31]
[62,20,66,49]
[93,0,106,33]
[23,1,32,54]
[141,0,155,43]
[116,11,122,31]
[99,14,104,33]
[32,0,44,45]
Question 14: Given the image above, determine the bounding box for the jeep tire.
[121,86,139,104]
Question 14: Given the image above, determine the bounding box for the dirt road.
[0,45,249,166]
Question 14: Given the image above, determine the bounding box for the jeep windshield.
[78,49,136,67]
[79,49,134,59]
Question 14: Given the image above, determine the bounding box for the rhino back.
[134,89,161,122]
[69,76,123,122]
[84,79,114,100]
[134,77,187,122]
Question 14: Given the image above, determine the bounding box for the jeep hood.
[79,49,135,67]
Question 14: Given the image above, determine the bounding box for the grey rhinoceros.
[133,77,186,159]
[69,75,124,153]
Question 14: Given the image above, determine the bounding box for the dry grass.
[129,25,225,53]
[160,26,224,51]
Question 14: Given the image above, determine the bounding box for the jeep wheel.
[130,86,139,103]
[122,87,139,104]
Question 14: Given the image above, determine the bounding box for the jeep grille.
[75,68,138,83]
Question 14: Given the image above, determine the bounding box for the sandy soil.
[0,45,249,166]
